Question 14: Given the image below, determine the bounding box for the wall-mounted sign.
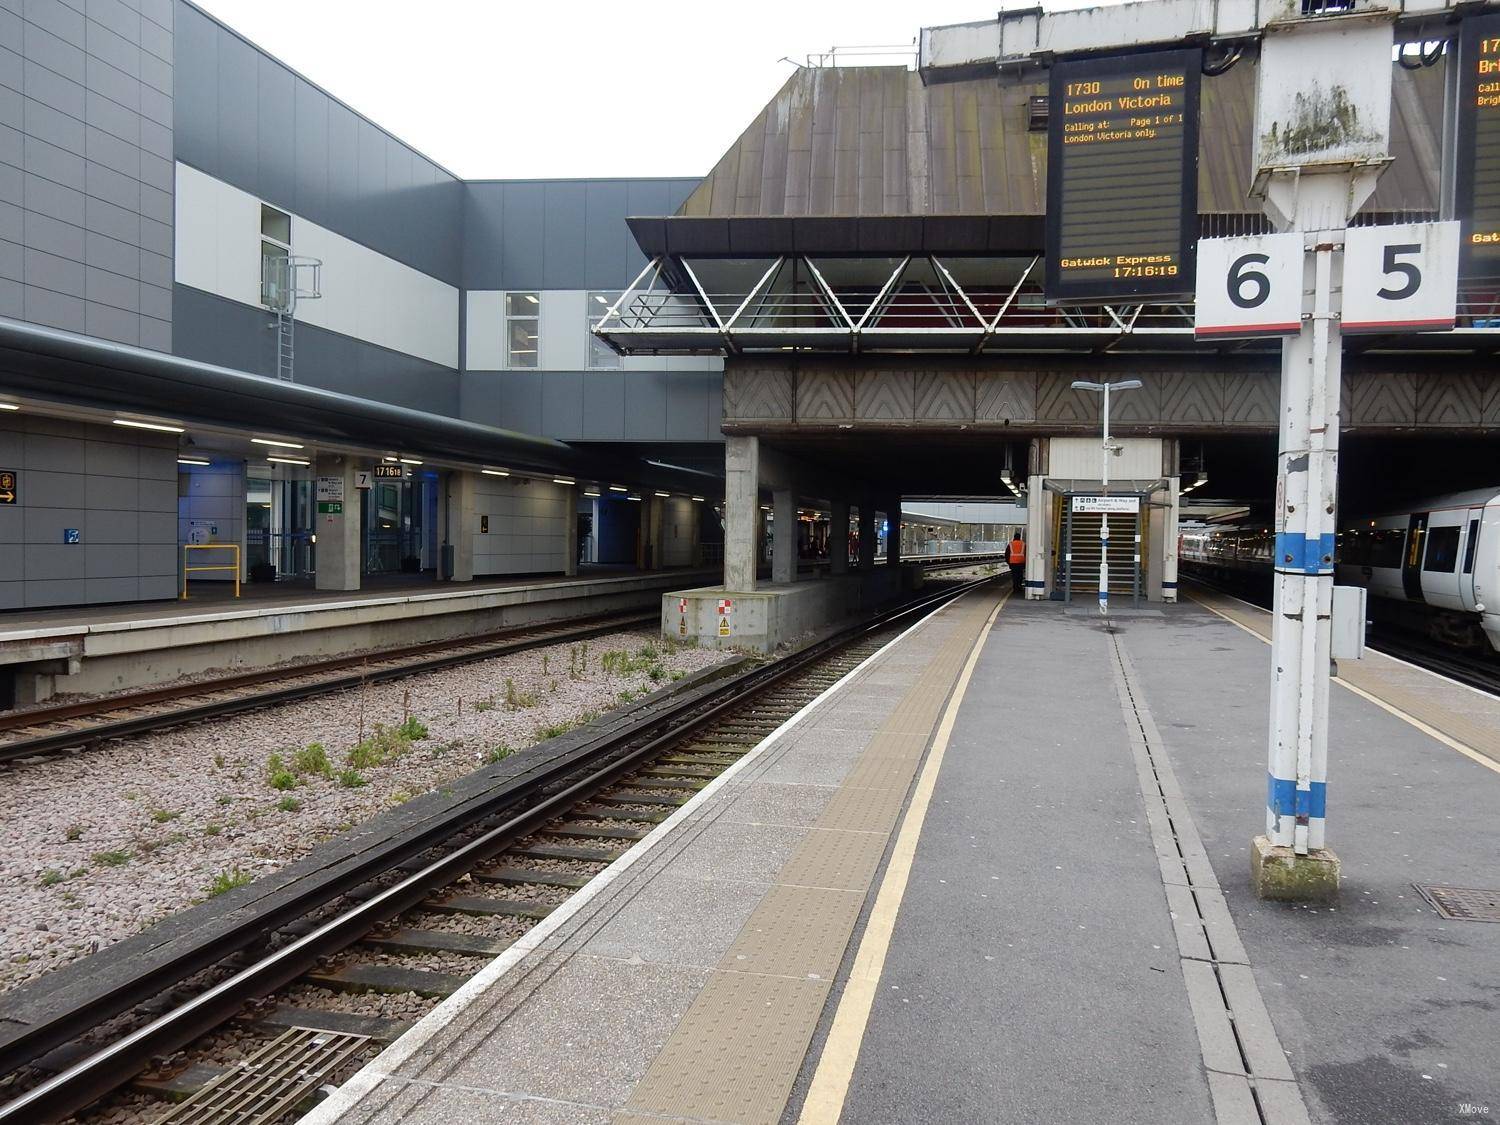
[1456,10,1500,279]
[1072,495,1141,514]
[0,469,15,504]
[1341,222,1459,334]
[315,476,344,502]
[1194,233,1304,338]
[355,471,372,490]
[480,514,489,534]
[373,464,406,479]
[63,528,80,543]
[1046,48,1201,303]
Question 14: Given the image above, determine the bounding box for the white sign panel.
[315,476,344,503]
[1194,233,1304,339]
[354,471,372,490]
[1072,495,1140,514]
[1341,221,1459,334]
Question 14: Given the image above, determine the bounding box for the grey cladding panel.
[581,371,627,440]
[541,180,586,290]
[624,369,669,441]
[540,370,584,436]
[214,28,258,192]
[499,181,545,289]
[256,51,295,202]
[290,76,328,220]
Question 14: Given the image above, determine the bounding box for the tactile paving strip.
[1414,883,1500,922]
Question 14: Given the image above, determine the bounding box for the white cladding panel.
[465,291,505,370]
[174,163,459,370]
[1049,437,1163,481]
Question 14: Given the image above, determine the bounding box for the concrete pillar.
[446,470,477,583]
[564,485,579,576]
[313,454,360,592]
[886,499,902,567]
[724,435,758,591]
[829,499,850,575]
[1026,476,1048,599]
[858,502,876,571]
[771,488,797,585]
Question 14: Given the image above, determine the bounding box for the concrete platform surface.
[305,595,1499,1125]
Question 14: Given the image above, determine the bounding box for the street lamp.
[1070,378,1142,618]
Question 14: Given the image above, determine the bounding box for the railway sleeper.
[362,927,513,957]
[617,777,708,792]
[547,822,650,842]
[305,963,467,999]
[573,803,670,824]
[473,866,592,889]
[505,843,616,863]
[133,1061,227,1101]
[592,791,689,808]
[245,1006,411,1043]
[640,765,721,780]
[423,894,555,920]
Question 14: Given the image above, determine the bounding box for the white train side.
[1181,488,1500,653]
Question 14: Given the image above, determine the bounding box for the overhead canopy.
[0,318,720,496]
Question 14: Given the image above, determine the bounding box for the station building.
[1,3,1498,648]
[0,0,724,613]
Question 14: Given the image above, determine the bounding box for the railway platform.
[0,567,718,703]
[306,589,1500,1125]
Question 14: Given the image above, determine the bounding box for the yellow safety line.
[797,592,1007,1124]
[1190,593,1500,778]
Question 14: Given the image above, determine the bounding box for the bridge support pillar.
[724,435,759,592]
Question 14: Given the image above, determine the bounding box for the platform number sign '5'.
[1194,233,1304,339]
[1341,222,1459,334]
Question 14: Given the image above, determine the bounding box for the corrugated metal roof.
[678,59,1443,218]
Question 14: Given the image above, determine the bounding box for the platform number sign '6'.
[1194,233,1304,339]
[1341,222,1459,334]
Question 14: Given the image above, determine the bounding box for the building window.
[587,292,620,368]
[260,204,292,310]
[505,292,540,367]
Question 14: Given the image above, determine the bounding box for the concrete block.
[1250,835,1340,902]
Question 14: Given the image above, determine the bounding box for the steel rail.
[0,577,994,1122]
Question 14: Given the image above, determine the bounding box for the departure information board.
[1045,49,1201,303]
[1458,11,1500,279]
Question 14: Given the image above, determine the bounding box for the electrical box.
[1331,585,1367,661]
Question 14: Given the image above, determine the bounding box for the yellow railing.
[181,544,241,600]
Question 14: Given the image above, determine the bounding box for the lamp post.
[1070,378,1141,618]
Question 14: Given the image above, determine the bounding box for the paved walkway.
[306,594,1499,1125]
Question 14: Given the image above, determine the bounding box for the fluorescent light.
[177,457,210,466]
[398,458,423,465]
[0,402,18,411]
[654,491,670,498]
[609,485,628,493]
[583,489,601,497]
[626,494,641,501]
[524,294,539,305]
[266,456,310,466]
[553,477,575,485]
[482,468,510,477]
[690,496,704,502]
[383,456,399,463]
[113,418,183,433]
[251,437,303,449]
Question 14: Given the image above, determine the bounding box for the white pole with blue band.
[1266,219,1344,858]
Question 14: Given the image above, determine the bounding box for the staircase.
[1060,510,1141,603]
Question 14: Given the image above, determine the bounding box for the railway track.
[0,610,660,765]
[0,577,991,1124]
[1181,574,1500,696]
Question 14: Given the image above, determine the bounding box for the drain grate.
[1414,884,1500,923]
[154,1026,369,1123]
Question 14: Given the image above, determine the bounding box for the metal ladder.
[274,310,295,382]
[262,254,322,384]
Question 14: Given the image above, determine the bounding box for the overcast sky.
[192,1,1007,180]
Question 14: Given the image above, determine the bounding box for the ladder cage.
[260,255,323,382]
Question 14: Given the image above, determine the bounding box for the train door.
[1401,512,1428,602]
[1459,507,1484,613]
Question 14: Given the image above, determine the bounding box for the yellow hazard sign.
[718,617,731,636]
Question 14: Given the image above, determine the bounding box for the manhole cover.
[1413,884,1500,923]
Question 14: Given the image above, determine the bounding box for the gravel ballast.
[1,630,730,993]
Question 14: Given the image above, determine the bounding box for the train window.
[1368,529,1405,569]
[1338,531,1366,566]
[1462,519,1480,575]
[1423,526,1460,573]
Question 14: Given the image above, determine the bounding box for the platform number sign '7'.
[1341,222,1459,334]
[1194,233,1304,339]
